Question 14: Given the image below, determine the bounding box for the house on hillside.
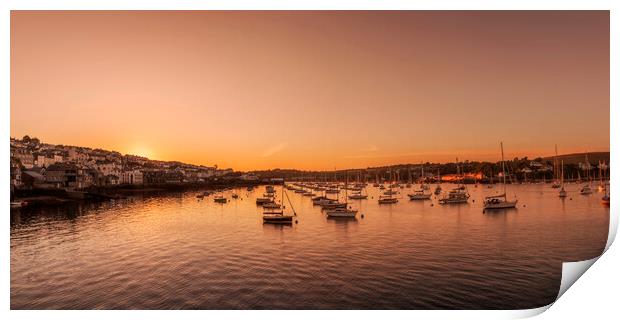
[44,163,87,189]
[10,162,22,187]
[21,170,48,189]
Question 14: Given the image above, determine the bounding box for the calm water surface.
[11,183,609,309]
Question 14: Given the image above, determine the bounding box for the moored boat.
[559,160,567,198]
[326,208,357,218]
[439,159,469,205]
[483,142,518,212]
[551,145,561,188]
[378,170,398,204]
[262,202,281,209]
[348,192,368,200]
[580,185,592,195]
[263,185,296,224]
[408,189,431,200]
[263,214,293,224]
[256,197,273,205]
[378,196,398,204]
[580,153,593,195]
[321,202,347,210]
[438,189,469,204]
[483,194,518,209]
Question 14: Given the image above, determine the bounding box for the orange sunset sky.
[11,11,609,171]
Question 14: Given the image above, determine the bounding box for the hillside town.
[10,136,257,194]
[10,136,610,198]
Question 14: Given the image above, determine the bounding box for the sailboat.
[408,189,431,200]
[263,185,295,224]
[213,190,228,203]
[434,168,442,195]
[327,171,358,217]
[551,145,561,188]
[378,170,399,204]
[559,160,567,198]
[483,142,518,211]
[439,158,469,204]
[263,185,285,214]
[408,164,432,200]
[348,185,368,200]
[372,170,380,187]
[601,179,610,205]
[488,167,494,188]
[420,162,430,190]
[597,161,605,192]
[601,188,610,205]
[393,169,402,189]
[580,153,593,195]
[406,167,412,188]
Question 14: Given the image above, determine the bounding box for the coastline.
[11,179,265,207]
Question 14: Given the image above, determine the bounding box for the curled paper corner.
[521,208,616,318]
[518,256,603,319]
[506,305,552,319]
[556,257,599,300]
[604,203,617,252]
[551,205,617,307]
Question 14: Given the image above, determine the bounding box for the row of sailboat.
[555,148,609,204]
[255,143,609,223]
[285,143,526,214]
[262,183,296,224]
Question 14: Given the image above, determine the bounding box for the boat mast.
[456,157,461,187]
[345,170,348,203]
[281,180,284,206]
[390,170,394,199]
[554,144,558,182]
[409,167,412,184]
[283,189,296,216]
[585,153,591,186]
[421,162,424,186]
[561,160,565,188]
[501,142,507,196]
[599,161,603,185]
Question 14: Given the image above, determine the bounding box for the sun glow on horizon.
[126,146,155,160]
[10,11,609,171]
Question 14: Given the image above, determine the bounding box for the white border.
[1,1,617,319]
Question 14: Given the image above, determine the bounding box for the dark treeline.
[251,155,610,184]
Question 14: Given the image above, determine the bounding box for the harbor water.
[10,183,609,309]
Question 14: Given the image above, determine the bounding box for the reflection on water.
[11,184,608,309]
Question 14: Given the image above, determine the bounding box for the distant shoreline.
[11,179,265,207]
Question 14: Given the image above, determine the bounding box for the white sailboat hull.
[378,198,398,204]
[326,210,357,218]
[348,195,368,199]
[484,200,518,210]
[408,193,431,200]
[439,198,468,204]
